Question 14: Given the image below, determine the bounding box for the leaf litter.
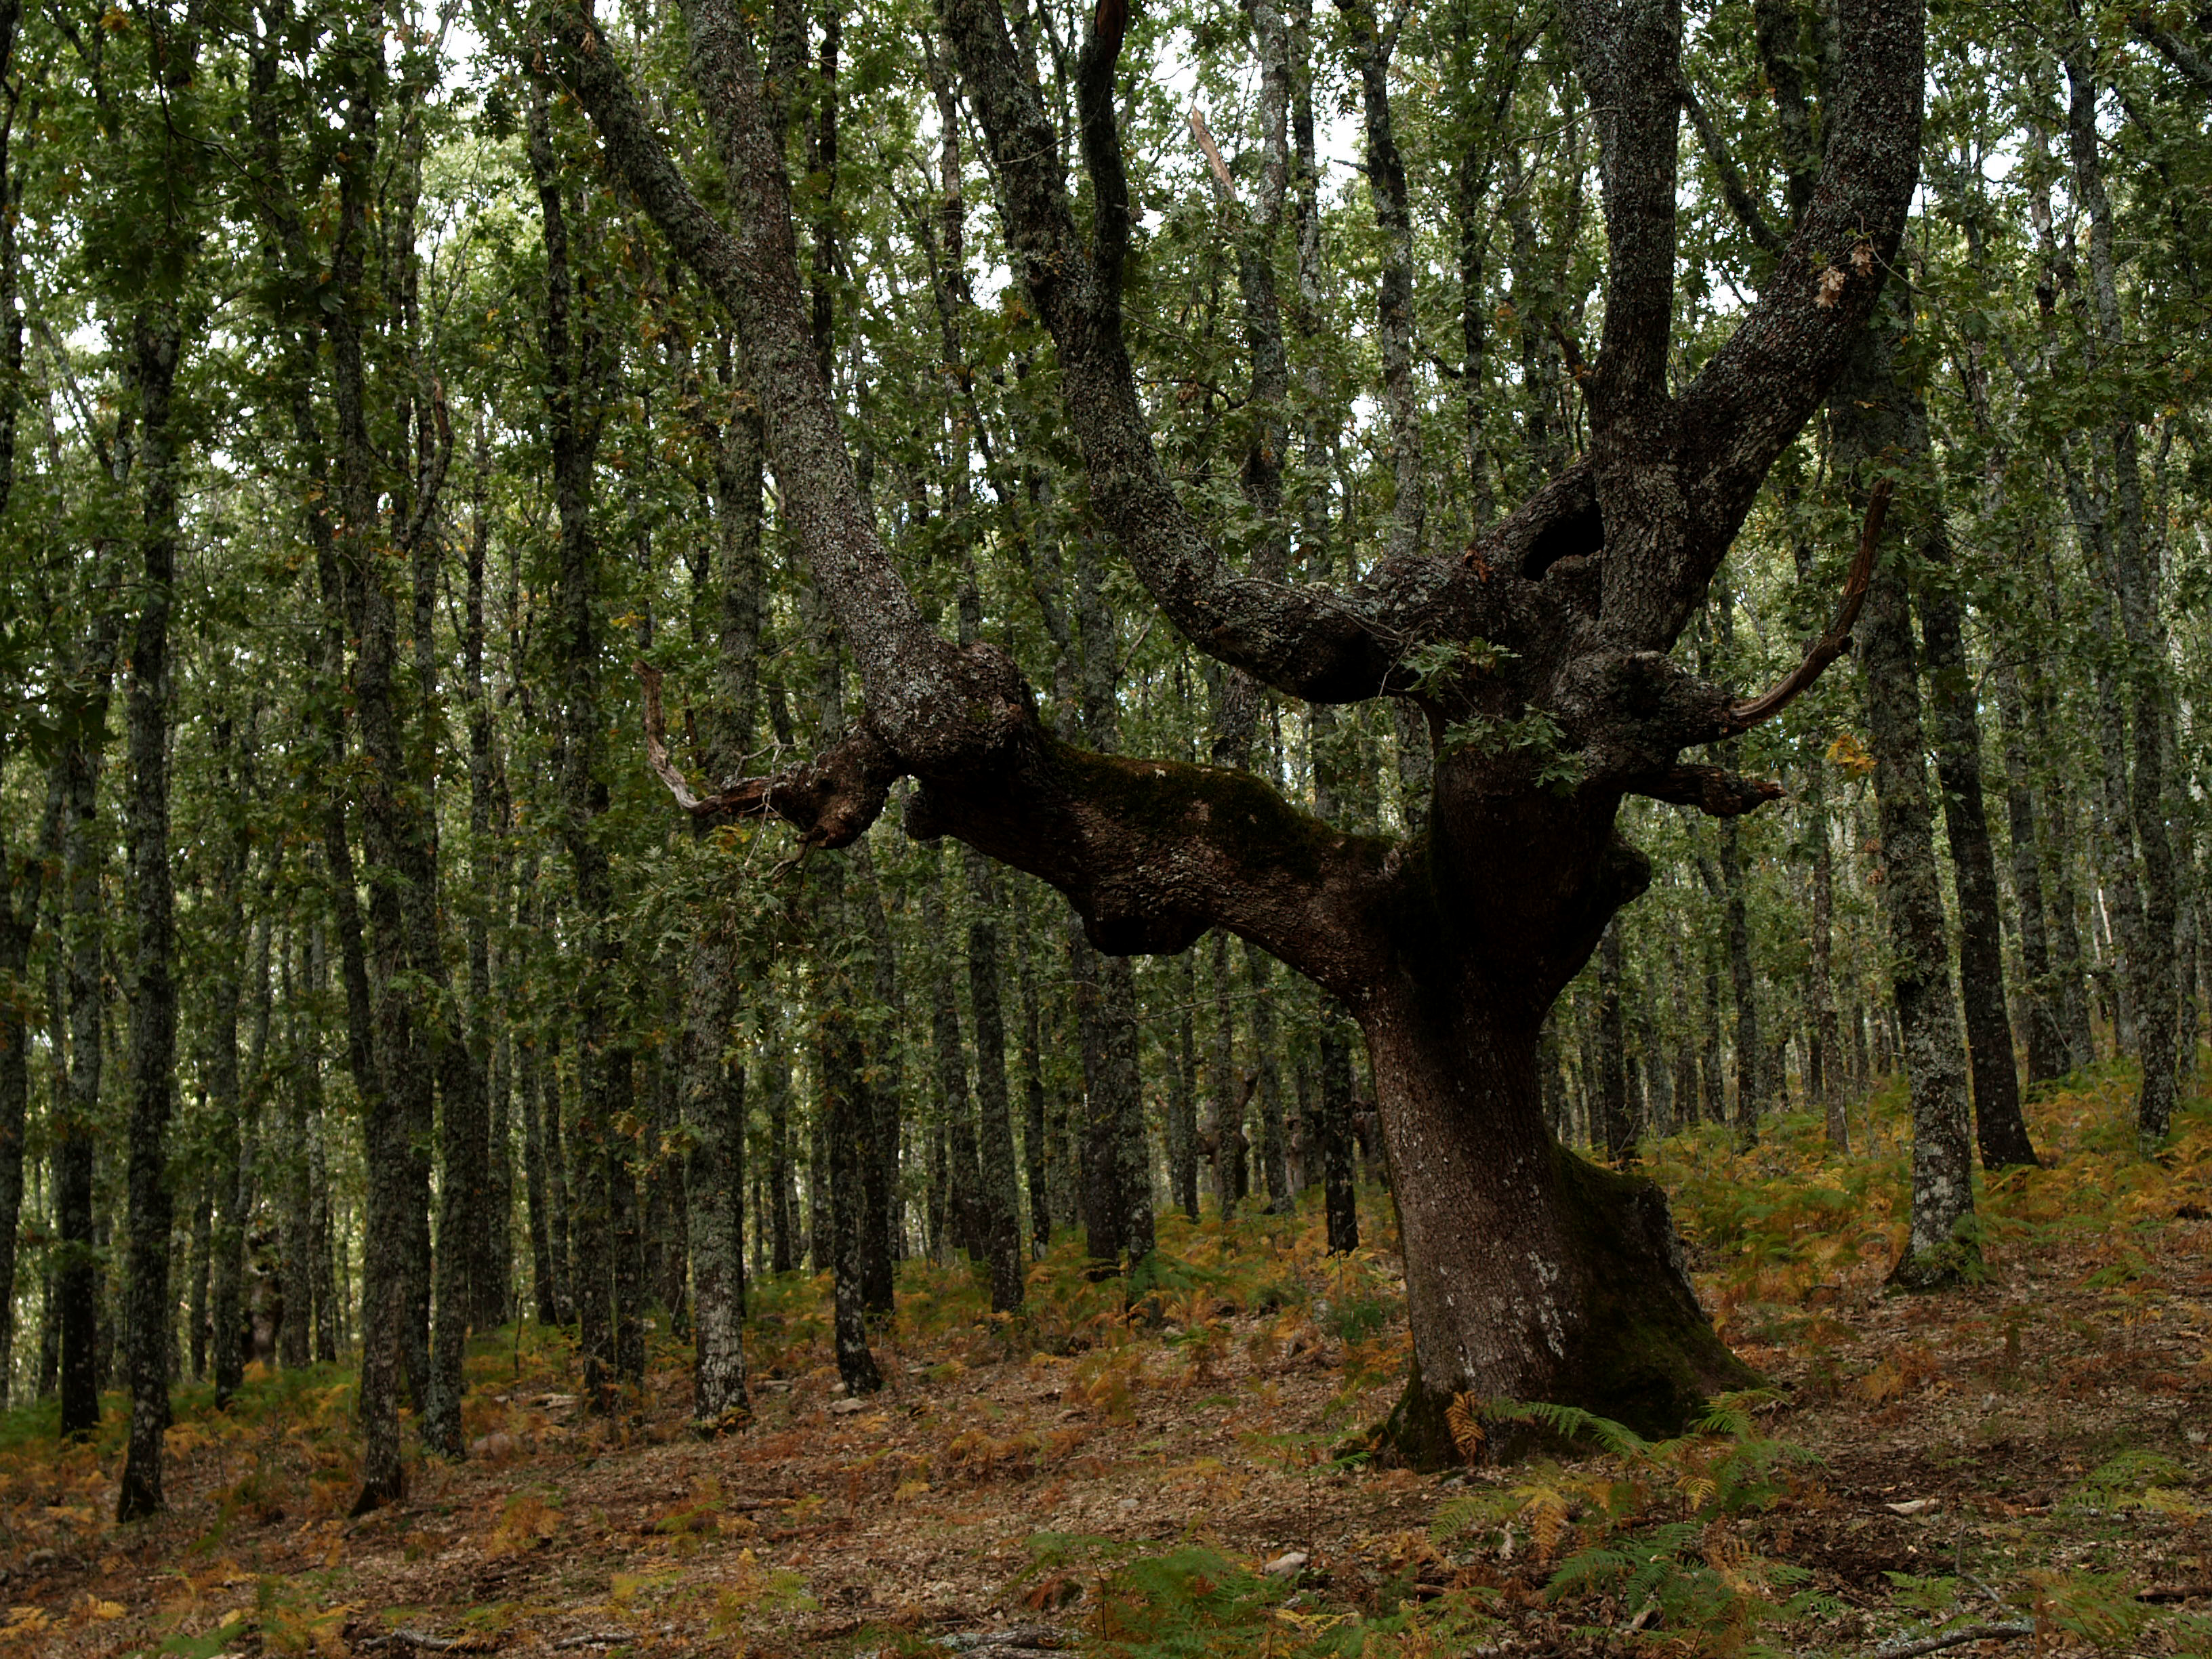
[0,1063,2207,1658]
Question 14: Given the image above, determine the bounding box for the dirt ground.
[3,1080,2209,1658]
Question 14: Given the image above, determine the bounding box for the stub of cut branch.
[1722,477,1893,734]
[636,663,899,848]
[1637,764,1785,818]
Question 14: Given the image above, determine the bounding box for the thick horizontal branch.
[640,661,1396,991]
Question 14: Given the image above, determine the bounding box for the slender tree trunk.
[849,840,901,1313]
[207,721,252,1409]
[1595,922,1635,1163]
[1994,657,2068,1085]
[1105,954,1153,1266]
[117,315,184,1522]
[680,930,746,1420]
[464,431,508,1330]
[1246,941,1292,1210]
[1720,819,1762,1145]
[766,1011,795,1275]
[924,863,979,1256]
[56,600,117,1437]
[1316,1000,1357,1250]
[0,783,58,1412]
[518,1021,558,1326]
[1917,530,2035,1168]
[817,858,882,1395]
[1807,760,1847,1149]
[279,930,316,1368]
[531,94,626,1407]
[1012,880,1052,1253]
[1837,290,1978,1289]
[1208,928,1243,1215]
[1071,925,1121,1268]
[2064,39,2179,1149]
[964,846,1025,1311]
[1170,954,1200,1223]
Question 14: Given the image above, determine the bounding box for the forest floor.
[3,1065,2211,1659]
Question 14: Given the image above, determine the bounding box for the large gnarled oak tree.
[542,0,1923,1454]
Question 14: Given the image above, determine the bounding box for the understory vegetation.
[4,1067,2208,1658]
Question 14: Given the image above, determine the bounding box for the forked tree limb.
[1721,476,1893,734]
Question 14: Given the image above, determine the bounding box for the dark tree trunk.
[56,594,117,1437]
[531,93,626,1408]
[1917,533,2035,1168]
[683,376,764,1412]
[464,432,509,1330]
[0,782,58,1411]
[1595,922,1635,1164]
[207,720,251,1410]
[1368,992,1750,1459]
[1170,953,1200,1223]
[518,1021,559,1326]
[1806,760,1847,1149]
[766,1016,796,1275]
[608,1049,647,1387]
[1107,954,1153,1266]
[1721,818,1761,1145]
[1317,1001,1358,1250]
[1247,941,1292,1210]
[817,859,882,1395]
[1207,929,1244,1216]
[1837,292,1977,1290]
[1071,926,1121,1267]
[1013,880,1053,1252]
[850,840,901,1313]
[117,315,184,1522]
[924,865,979,1256]
[1994,657,2069,1086]
[278,930,319,1368]
[964,846,1025,1311]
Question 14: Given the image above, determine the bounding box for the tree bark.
[1012,879,1053,1252]
[1595,922,1635,1164]
[1316,1000,1358,1250]
[1916,520,2036,1168]
[207,718,253,1410]
[531,91,628,1408]
[1836,291,1978,1289]
[1170,954,1200,1223]
[965,846,1025,1311]
[117,313,184,1522]
[2063,36,2179,1150]
[924,864,979,1256]
[1807,760,1847,1149]
[1367,991,1749,1458]
[1994,656,2071,1085]
[0,779,58,1412]
[1246,940,1292,1210]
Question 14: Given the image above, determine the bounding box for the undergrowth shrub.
[1431,1395,1832,1658]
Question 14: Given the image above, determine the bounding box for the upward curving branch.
[544,0,1394,991]
[937,0,1529,706]
[1722,478,1892,734]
